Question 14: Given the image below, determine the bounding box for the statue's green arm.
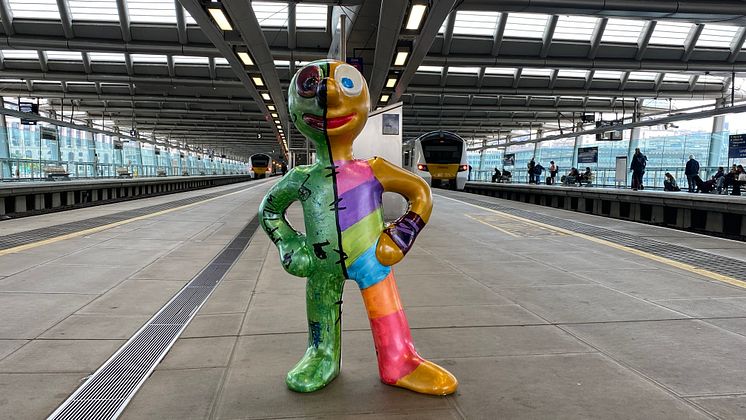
[258,169,314,277]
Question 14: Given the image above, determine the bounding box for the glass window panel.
[697,24,739,48]
[663,73,691,82]
[593,70,623,79]
[88,52,126,62]
[214,57,229,65]
[485,67,516,75]
[9,0,60,19]
[130,54,168,63]
[2,50,39,59]
[296,4,327,28]
[417,65,443,73]
[127,0,177,23]
[45,51,83,61]
[173,55,209,64]
[554,16,598,41]
[522,68,553,77]
[449,66,481,74]
[601,18,645,43]
[184,8,197,24]
[252,1,288,27]
[453,11,500,36]
[628,71,659,80]
[274,60,290,67]
[558,69,588,78]
[649,21,693,46]
[69,0,119,21]
[504,13,548,39]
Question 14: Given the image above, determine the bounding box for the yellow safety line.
[440,194,746,290]
[464,213,520,238]
[0,181,271,257]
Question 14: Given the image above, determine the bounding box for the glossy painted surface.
[258,59,457,395]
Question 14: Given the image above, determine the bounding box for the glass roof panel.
[453,11,499,36]
[558,69,588,78]
[417,65,444,73]
[274,60,290,67]
[554,16,598,41]
[69,0,119,21]
[449,67,481,74]
[593,70,623,79]
[88,52,126,62]
[46,51,83,61]
[2,50,39,59]
[522,68,553,77]
[485,67,517,75]
[127,0,177,24]
[252,1,289,27]
[296,4,327,29]
[663,73,692,82]
[130,54,168,63]
[628,71,659,80]
[173,56,210,64]
[9,0,60,19]
[697,24,739,48]
[601,18,645,43]
[504,13,548,39]
[649,21,693,46]
[214,57,229,65]
[184,8,197,24]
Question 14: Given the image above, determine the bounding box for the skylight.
[127,0,177,24]
[417,65,444,73]
[628,71,659,81]
[558,69,588,78]
[593,70,623,79]
[522,68,553,77]
[504,13,549,39]
[274,60,290,67]
[184,8,197,25]
[9,0,59,19]
[452,11,500,36]
[88,52,126,62]
[485,67,517,75]
[130,54,168,63]
[697,24,740,48]
[45,51,84,61]
[601,18,645,43]
[69,0,119,21]
[554,16,598,41]
[214,57,230,65]
[649,21,693,46]
[173,56,209,64]
[663,73,692,82]
[296,4,327,29]
[449,67,481,74]
[252,1,288,27]
[2,50,39,59]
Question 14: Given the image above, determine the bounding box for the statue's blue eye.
[341,77,354,88]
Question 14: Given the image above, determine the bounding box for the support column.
[0,112,11,179]
[708,99,727,168]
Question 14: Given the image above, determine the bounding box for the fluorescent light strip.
[394,51,408,66]
[237,52,253,66]
[208,6,233,31]
[405,4,427,30]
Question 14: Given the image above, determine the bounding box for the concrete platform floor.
[1,179,746,419]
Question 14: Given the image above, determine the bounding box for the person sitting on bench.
[579,167,593,186]
[664,172,680,191]
[733,165,746,196]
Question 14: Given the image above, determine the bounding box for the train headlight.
[458,164,469,172]
[417,164,428,171]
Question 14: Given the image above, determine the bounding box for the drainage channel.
[0,180,266,251]
[48,214,261,420]
[438,190,746,282]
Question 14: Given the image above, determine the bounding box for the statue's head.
[288,59,370,150]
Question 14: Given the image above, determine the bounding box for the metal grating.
[437,190,746,282]
[48,215,261,420]
[0,183,259,251]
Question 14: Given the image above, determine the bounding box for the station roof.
[1,0,746,158]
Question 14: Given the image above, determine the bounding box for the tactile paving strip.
[437,190,746,282]
[0,182,258,251]
[48,214,260,420]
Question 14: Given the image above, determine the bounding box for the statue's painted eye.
[296,66,321,98]
[334,64,363,96]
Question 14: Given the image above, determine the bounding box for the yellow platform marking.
[0,181,272,257]
[466,213,566,238]
[441,194,746,290]
[464,213,519,237]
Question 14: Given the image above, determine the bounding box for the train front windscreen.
[421,137,462,164]
[251,156,269,167]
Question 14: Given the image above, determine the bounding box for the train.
[249,153,272,179]
[402,130,469,190]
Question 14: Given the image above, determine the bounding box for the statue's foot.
[391,360,458,396]
[286,348,340,393]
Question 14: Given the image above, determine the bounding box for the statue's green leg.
[286,272,344,392]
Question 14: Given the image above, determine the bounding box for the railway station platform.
[1,179,746,419]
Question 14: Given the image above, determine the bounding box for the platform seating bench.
[43,165,70,181]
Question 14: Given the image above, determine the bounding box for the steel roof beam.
[682,23,704,62]
[539,15,558,58]
[441,12,456,55]
[56,0,74,39]
[491,12,509,56]
[587,17,607,60]
[56,107,261,116]
[328,5,360,59]
[370,0,407,104]
[688,74,699,91]
[0,36,223,57]
[512,68,522,88]
[115,0,132,42]
[37,51,48,73]
[174,0,188,44]
[288,2,296,50]
[0,0,14,36]
[728,27,746,63]
[402,104,638,112]
[406,86,730,99]
[5,90,256,104]
[635,21,656,61]
[0,70,242,87]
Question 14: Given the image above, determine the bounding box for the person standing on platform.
[685,155,700,193]
[527,158,536,184]
[549,161,558,185]
[630,148,647,191]
[713,167,726,194]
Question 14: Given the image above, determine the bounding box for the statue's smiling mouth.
[303,113,355,130]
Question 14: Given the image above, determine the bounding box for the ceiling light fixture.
[380,94,390,102]
[261,92,271,101]
[386,76,398,88]
[271,113,278,118]
[251,76,264,86]
[267,105,276,111]
[394,51,408,66]
[206,2,233,31]
[404,2,428,32]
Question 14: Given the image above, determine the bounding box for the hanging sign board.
[41,126,58,141]
[728,134,746,159]
[596,120,623,141]
[18,100,39,125]
[615,156,628,184]
[502,153,515,166]
[577,146,599,164]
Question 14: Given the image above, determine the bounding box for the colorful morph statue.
[259,60,458,395]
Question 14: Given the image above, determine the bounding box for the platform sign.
[615,156,627,185]
[596,120,623,141]
[577,146,598,164]
[346,57,363,73]
[18,100,39,125]
[502,153,515,166]
[728,134,746,159]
